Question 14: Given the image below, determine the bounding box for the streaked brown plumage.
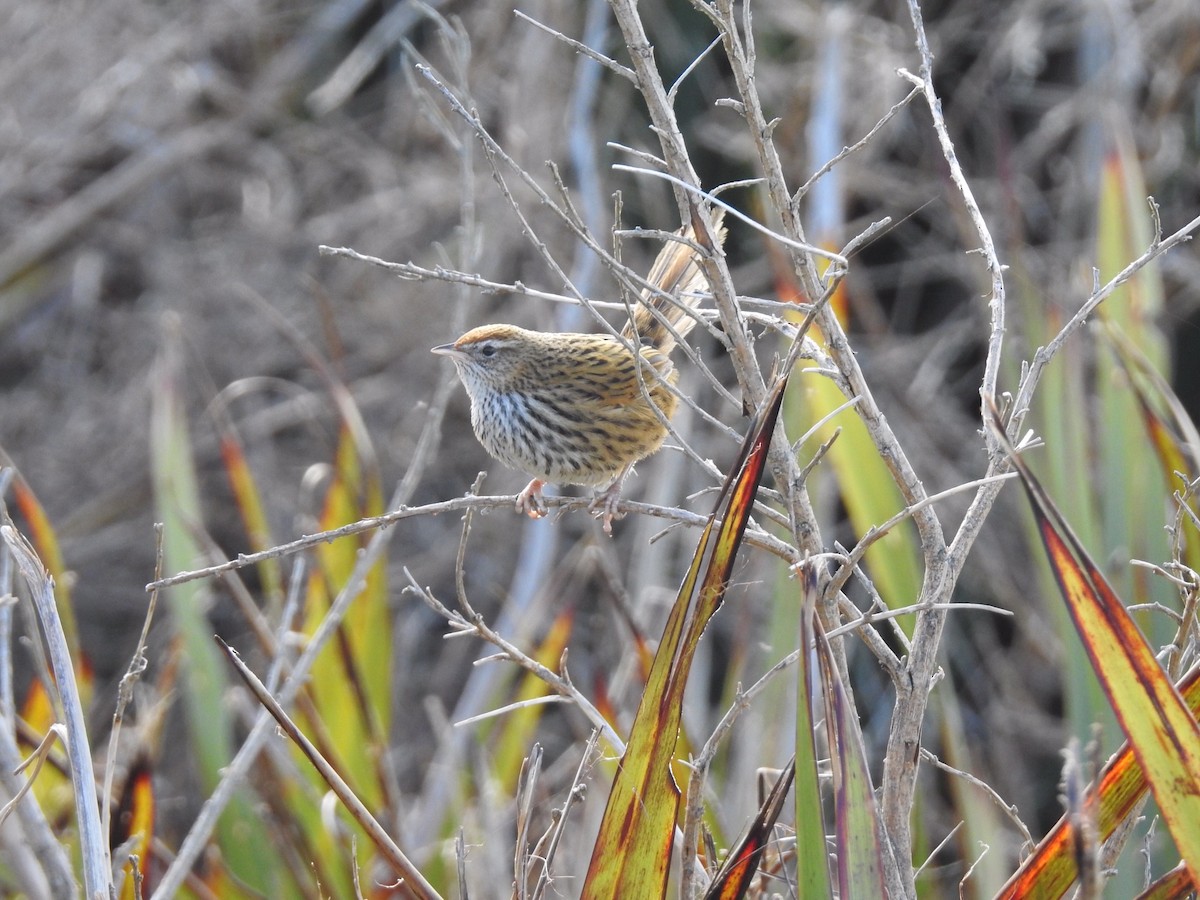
[433,211,725,532]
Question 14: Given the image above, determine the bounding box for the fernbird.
[433,211,725,533]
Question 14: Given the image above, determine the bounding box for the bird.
[432,210,725,533]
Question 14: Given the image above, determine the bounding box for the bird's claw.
[516,479,548,519]
[588,485,625,536]
[516,479,626,534]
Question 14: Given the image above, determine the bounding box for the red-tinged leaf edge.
[1104,323,1198,482]
[113,755,156,900]
[1104,333,1200,577]
[704,758,796,900]
[581,375,788,900]
[1126,373,1192,486]
[217,430,284,606]
[996,663,1200,900]
[8,475,87,677]
[1131,861,1197,900]
[989,405,1200,889]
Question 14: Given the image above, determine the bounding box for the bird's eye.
[480,343,498,358]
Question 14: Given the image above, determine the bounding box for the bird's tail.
[625,207,727,352]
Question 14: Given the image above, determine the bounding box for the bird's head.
[432,324,541,395]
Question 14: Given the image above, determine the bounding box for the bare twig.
[913,821,962,882]
[102,524,165,849]
[611,164,846,263]
[793,85,923,202]
[959,842,992,899]
[218,638,441,899]
[513,9,634,83]
[403,570,624,752]
[827,472,1017,599]
[1009,211,1200,430]
[530,739,594,900]
[514,744,542,900]
[151,461,421,899]
[2,526,110,898]
[146,491,800,591]
[318,246,583,306]
[0,725,66,829]
[608,0,767,413]
[453,695,569,729]
[863,2,1013,886]
[0,482,74,898]
[920,748,1034,849]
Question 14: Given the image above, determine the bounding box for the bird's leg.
[589,463,636,535]
[515,479,548,519]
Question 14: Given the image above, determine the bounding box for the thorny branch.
[135,3,1200,898]
[147,491,801,590]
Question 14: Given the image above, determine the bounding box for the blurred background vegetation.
[1,0,1198,897]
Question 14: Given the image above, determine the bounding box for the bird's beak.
[431,342,463,359]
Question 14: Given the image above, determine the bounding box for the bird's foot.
[515,479,548,519]
[588,482,626,536]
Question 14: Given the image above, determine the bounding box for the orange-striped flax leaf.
[10,477,88,687]
[218,431,284,608]
[114,756,155,900]
[1006,433,1200,887]
[1105,331,1200,580]
[1132,862,1196,900]
[581,376,788,900]
[1108,337,1194,486]
[704,758,796,900]
[303,421,391,810]
[996,664,1200,899]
